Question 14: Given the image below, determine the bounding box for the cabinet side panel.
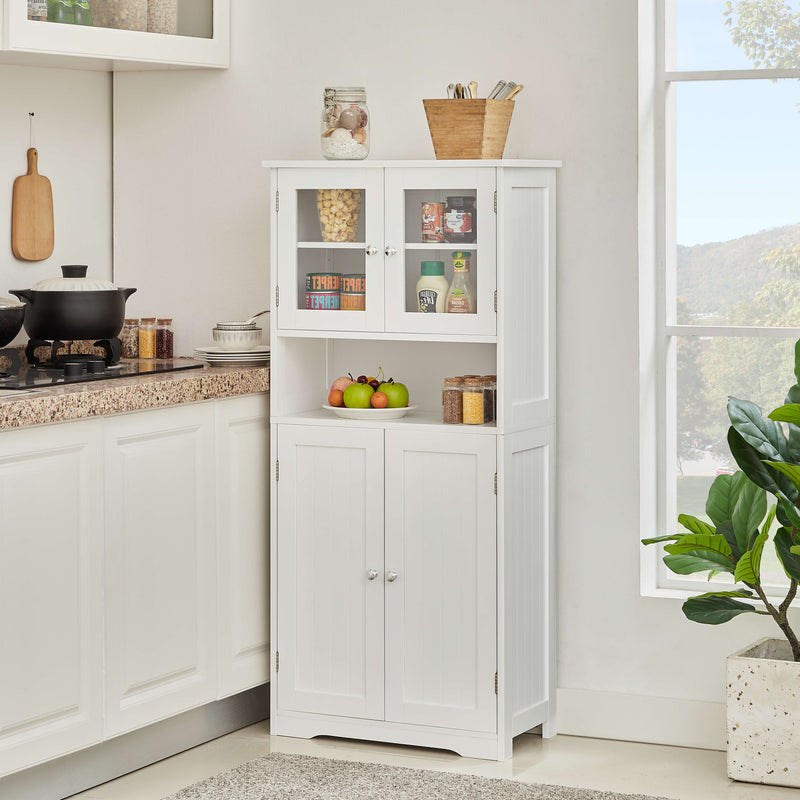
[502,427,554,736]
[498,169,556,431]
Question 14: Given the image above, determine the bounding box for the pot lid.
[31,265,119,292]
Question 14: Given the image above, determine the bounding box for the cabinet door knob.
[367,569,378,580]
[365,245,378,256]
[384,246,397,257]
[386,570,398,582]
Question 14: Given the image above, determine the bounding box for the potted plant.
[643,339,800,788]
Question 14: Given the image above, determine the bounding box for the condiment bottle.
[156,318,174,359]
[73,0,92,25]
[416,261,449,313]
[121,318,139,358]
[442,377,463,424]
[321,87,370,160]
[462,378,485,424]
[445,251,476,314]
[47,0,74,23]
[139,317,156,359]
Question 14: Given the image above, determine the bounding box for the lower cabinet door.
[384,430,497,733]
[275,424,384,720]
[103,404,217,736]
[0,420,104,775]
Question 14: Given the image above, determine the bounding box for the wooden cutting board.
[12,147,54,262]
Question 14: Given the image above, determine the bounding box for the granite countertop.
[0,358,270,431]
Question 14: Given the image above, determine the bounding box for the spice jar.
[156,318,174,359]
[121,318,139,358]
[482,376,496,423]
[444,196,477,244]
[462,378,485,424]
[139,317,156,359]
[321,87,369,161]
[442,377,463,424]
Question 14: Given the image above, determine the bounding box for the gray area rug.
[161,752,670,800]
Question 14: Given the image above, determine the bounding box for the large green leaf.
[731,477,767,554]
[728,396,787,461]
[778,496,800,530]
[793,338,800,386]
[682,595,759,625]
[715,520,740,561]
[775,527,800,582]
[728,427,799,503]
[664,550,735,575]
[782,385,800,461]
[677,514,717,538]
[733,530,768,584]
[769,404,800,427]
[764,461,800,494]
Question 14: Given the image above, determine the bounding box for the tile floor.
[66,721,799,800]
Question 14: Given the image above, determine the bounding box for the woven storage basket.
[423,99,514,159]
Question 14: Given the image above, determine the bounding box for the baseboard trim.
[556,687,726,751]
[0,684,269,800]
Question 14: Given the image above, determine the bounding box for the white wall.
[0,65,112,344]
[110,0,800,749]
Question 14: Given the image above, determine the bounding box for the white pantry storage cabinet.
[0,0,229,70]
[266,160,559,760]
[0,393,269,777]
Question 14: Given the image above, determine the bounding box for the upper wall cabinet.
[0,0,229,70]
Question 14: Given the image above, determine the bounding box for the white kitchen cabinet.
[215,393,271,697]
[1,0,229,70]
[267,160,559,760]
[103,402,218,736]
[0,419,104,775]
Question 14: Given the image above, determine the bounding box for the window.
[640,0,800,597]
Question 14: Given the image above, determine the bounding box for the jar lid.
[420,261,445,276]
[446,196,475,204]
[124,318,139,324]
[324,86,366,102]
[156,318,173,325]
[140,317,156,323]
[31,264,118,292]
[464,378,483,388]
[443,378,462,387]
[452,251,470,258]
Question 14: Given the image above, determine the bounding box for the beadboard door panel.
[0,420,103,775]
[275,424,384,720]
[103,404,217,736]
[384,429,497,733]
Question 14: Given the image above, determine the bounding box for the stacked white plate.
[194,345,270,367]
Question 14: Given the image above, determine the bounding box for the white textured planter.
[727,637,800,787]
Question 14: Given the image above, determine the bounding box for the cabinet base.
[271,710,510,761]
[1,685,268,800]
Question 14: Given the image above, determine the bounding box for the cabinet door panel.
[276,425,384,719]
[384,430,497,732]
[0,421,103,775]
[104,404,217,736]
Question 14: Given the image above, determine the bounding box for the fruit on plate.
[378,381,409,408]
[330,375,354,393]
[328,389,345,407]
[370,390,388,409]
[343,382,374,409]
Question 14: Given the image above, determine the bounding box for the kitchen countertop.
[0,358,269,431]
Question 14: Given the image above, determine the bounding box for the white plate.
[322,404,417,420]
[195,345,270,355]
[199,353,271,360]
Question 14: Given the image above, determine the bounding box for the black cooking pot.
[0,302,25,347]
[10,265,136,341]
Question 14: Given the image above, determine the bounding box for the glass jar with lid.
[139,317,156,359]
[121,319,139,358]
[321,87,370,160]
[155,318,174,359]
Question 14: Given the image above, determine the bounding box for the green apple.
[378,382,409,408]
[343,382,374,409]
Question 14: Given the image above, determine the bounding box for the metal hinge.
[275,459,279,481]
[495,672,498,694]
[276,651,280,672]
[494,474,497,494]
[276,286,280,308]
[276,190,279,212]
[493,191,497,213]
[494,291,497,313]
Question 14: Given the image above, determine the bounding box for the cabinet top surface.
[262,159,562,169]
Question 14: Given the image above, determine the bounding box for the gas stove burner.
[25,337,123,367]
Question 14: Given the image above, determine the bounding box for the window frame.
[638,0,800,599]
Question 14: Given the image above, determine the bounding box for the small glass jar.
[442,377,464,424]
[121,318,139,358]
[481,376,496,423]
[321,87,370,161]
[156,318,174,359]
[444,196,477,244]
[462,378,485,424]
[139,317,156,359]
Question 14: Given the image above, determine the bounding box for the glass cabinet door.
[384,168,497,337]
[276,168,384,333]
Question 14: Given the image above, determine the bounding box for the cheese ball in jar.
[316,188,362,243]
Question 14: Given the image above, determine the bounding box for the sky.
[675,0,800,245]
